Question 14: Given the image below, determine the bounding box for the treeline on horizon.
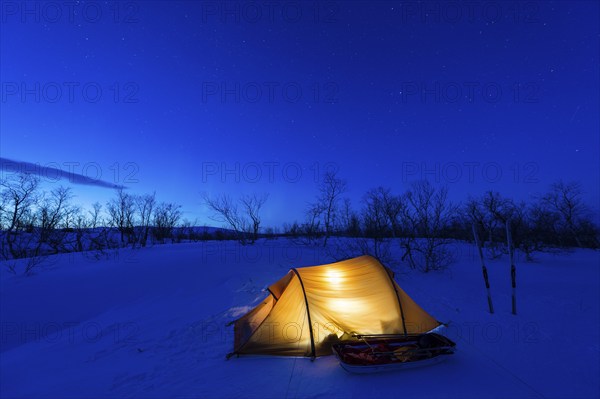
[1,171,598,274]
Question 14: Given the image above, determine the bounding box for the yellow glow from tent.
[325,269,343,286]
[329,298,368,315]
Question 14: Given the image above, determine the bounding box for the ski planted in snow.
[472,223,494,314]
[505,219,517,315]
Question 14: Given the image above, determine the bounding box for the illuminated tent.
[228,255,441,358]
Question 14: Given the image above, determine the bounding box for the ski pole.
[472,223,494,314]
[505,220,517,315]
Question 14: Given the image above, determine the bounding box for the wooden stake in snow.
[505,219,517,315]
[472,224,494,314]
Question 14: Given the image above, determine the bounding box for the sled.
[331,332,456,374]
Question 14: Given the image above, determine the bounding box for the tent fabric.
[231,255,441,358]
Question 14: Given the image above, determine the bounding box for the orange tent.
[229,255,441,358]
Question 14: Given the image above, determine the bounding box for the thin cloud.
[0,157,126,189]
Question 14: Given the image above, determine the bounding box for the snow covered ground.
[1,239,598,398]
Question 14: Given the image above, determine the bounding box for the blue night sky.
[1,1,598,227]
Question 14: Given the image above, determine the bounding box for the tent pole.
[291,268,317,359]
[382,266,408,336]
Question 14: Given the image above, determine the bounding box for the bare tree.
[340,198,360,237]
[330,188,401,265]
[178,218,199,242]
[36,186,73,254]
[382,190,404,238]
[0,183,9,231]
[106,189,136,245]
[507,201,548,261]
[239,194,268,243]
[135,192,156,247]
[362,188,391,239]
[88,202,103,228]
[401,181,457,272]
[315,170,347,246]
[482,191,515,224]
[203,193,268,244]
[466,191,516,258]
[299,202,323,244]
[153,202,182,243]
[1,173,40,232]
[541,181,593,247]
[203,193,247,243]
[464,196,486,238]
[353,189,392,262]
[362,187,403,238]
[70,206,89,252]
[84,202,114,252]
[283,221,301,238]
[0,173,40,259]
[468,195,542,262]
[0,174,68,273]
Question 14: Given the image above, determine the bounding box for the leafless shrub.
[540,181,598,248]
[153,202,182,243]
[203,193,267,245]
[400,181,457,272]
[135,192,156,247]
[203,194,248,244]
[107,189,136,246]
[0,173,40,260]
[4,261,17,275]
